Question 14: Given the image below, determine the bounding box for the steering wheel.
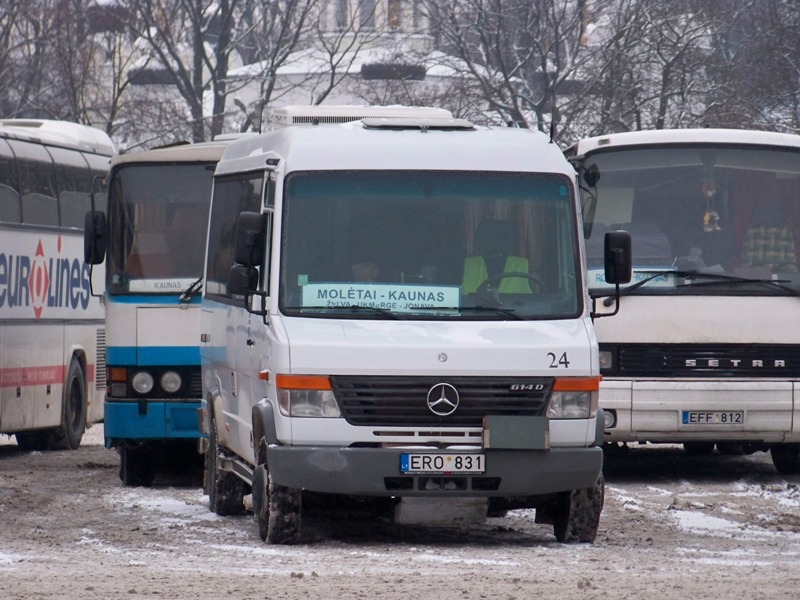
[474,272,544,306]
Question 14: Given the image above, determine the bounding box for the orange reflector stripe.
[259,370,269,381]
[553,376,601,392]
[275,374,332,391]
[108,367,128,382]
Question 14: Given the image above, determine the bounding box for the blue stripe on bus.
[105,294,201,305]
[107,346,200,366]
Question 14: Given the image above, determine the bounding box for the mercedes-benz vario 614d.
[200,106,631,544]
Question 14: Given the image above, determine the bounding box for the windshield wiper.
[593,269,800,305]
[179,277,203,304]
[402,305,526,320]
[460,306,526,320]
[681,274,800,296]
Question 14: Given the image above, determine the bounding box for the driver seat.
[741,205,797,272]
[462,219,532,294]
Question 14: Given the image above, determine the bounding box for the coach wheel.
[252,438,302,544]
[47,359,87,450]
[551,473,604,543]
[120,444,156,487]
[771,443,800,475]
[207,413,247,516]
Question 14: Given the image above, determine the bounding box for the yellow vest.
[462,256,532,294]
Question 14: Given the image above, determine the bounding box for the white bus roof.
[110,136,252,167]
[572,128,800,156]
[216,120,571,177]
[0,119,115,156]
[269,105,454,126]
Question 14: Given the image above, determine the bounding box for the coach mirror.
[84,210,107,265]
[230,211,268,317]
[591,230,632,320]
[234,211,267,267]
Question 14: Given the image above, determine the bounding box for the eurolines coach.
[0,119,113,449]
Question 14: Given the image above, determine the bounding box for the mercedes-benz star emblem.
[426,383,459,416]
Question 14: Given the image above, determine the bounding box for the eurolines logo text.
[0,237,91,318]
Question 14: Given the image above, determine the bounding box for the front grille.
[330,376,552,427]
[609,344,800,377]
[187,370,202,397]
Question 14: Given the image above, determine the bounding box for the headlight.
[131,371,154,394]
[275,374,341,418]
[547,377,600,419]
[277,389,341,417]
[599,350,614,371]
[160,371,182,393]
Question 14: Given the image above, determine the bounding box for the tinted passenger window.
[0,138,20,223]
[205,174,263,298]
[12,140,59,226]
[49,146,92,228]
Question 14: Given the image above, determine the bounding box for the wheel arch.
[252,399,278,465]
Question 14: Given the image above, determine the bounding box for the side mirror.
[228,264,259,296]
[582,164,601,188]
[604,231,632,285]
[84,211,107,264]
[234,211,266,267]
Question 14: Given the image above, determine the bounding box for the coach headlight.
[546,377,600,419]
[275,374,341,418]
[131,371,154,394]
[599,350,614,371]
[160,371,182,393]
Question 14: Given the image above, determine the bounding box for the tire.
[551,474,604,544]
[771,443,800,475]
[207,415,246,516]
[252,461,301,544]
[683,442,715,456]
[252,464,270,541]
[266,467,302,544]
[46,359,87,450]
[120,444,156,487]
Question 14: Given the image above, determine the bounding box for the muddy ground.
[2,426,800,600]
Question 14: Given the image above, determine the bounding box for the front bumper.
[266,445,602,497]
[104,400,203,442]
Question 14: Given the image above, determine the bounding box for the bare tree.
[701,0,800,133]
[228,0,318,130]
[423,0,593,140]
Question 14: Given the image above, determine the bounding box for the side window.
[12,140,59,226]
[0,138,20,223]
[205,173,263,299]
[83,152,110,212]
[49,146,93,228]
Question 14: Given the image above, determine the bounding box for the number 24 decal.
[547,352,570,368]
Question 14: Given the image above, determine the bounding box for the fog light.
[603,409,617,429]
